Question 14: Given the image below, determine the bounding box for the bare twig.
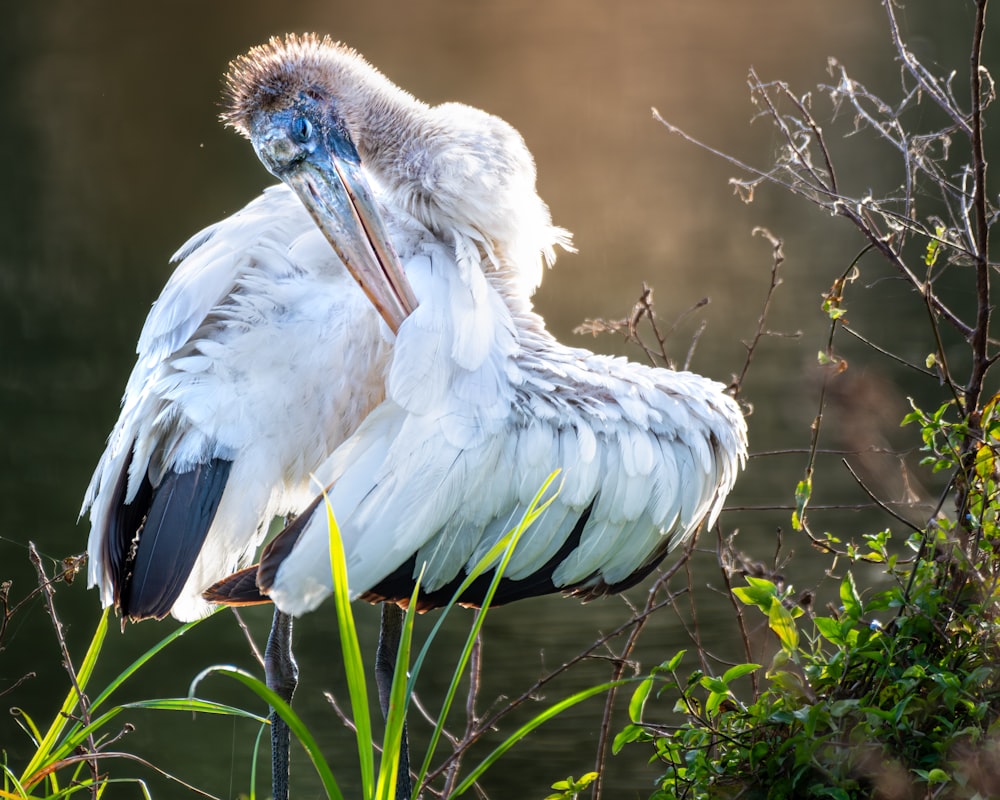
[29,543,100,797]
[0,671,36,699]
[841,459,925,535]
[732,228,787,395]
[589,549,691,800]
[23,750,222,799]
[229,609,265,668]
[441,623,486,798]
[963,0,992,421]
[716,528,759,696]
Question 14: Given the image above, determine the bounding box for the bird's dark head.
[222,33,418,332]
[223,34,364,175]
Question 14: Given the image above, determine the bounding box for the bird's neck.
[354,94,572,300]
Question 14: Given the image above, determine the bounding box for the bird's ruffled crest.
[221,33,365,136]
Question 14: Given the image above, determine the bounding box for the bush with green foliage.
[615,1,1000,797]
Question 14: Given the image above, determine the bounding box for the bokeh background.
[1,1,990,797]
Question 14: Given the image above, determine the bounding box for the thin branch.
[24,751,222,799]
[841,459,925,534]
[733,227,787,394]
[717,527,760,696]
[965,0,992,417]
[589,543,694,800]
[840,324,937,378]
[421,556,694,788]
[28,543,100,797]
[229,609,265,668]
[883,0,974,135]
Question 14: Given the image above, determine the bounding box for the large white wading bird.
[202,33,748,799]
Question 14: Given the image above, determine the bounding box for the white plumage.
[211,34,748,618]
[81,184,432,621]
[263,247,745,612]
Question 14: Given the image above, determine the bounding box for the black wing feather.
[113,458,233,620]
[362,500,597,611]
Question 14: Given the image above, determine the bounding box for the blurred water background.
[1,2,990,797]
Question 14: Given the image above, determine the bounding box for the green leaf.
[839,573,862,621]
[813,616,844,645]
[975,444,995,480]
[733,577,777,613]
[699,676,728,694]
[629,677,654,722]
[705,690,727,716]
[793,476,812,530]
[612,723,647,754]
[925,226,945,266]
[768,600,799,652]
[721,663,761,683]
[665,650,686,671]
[924,768,950,784]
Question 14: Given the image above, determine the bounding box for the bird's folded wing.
[255,265,745,615]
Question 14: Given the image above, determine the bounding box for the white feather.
[82,184,431,620]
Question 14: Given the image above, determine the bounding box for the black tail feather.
[203,564,271,605]
[257,493,324,593]
[117,458,233,620]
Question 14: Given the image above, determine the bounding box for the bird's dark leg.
[265,607,298,800]
[376,602,412,800]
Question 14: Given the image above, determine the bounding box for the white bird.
[209,33,746,663]
[80,35,573,799]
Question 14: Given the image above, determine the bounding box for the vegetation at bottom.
[3,1,997,798]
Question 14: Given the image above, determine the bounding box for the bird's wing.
[80,186,326,617]
[136,186,306,366]
[82,187,309,510]
[259,241,747,616]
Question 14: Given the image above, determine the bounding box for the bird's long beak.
[254,128,418,334]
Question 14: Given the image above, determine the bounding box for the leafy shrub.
[616,1,1000,797]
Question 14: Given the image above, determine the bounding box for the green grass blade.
[201,665,344,800]
[414,471,562,789]
[450,680,627,796]
[376,578,422,800]
[325,497,375,799]
[46,695,265,770]
[43,705,135,765]
[248,722,267,800]
[1,761,27,798]
[121,697,269,722]
[9,709,43,747]
[88,613,213,715]
[45,615,214,766]
[19,607,110,785]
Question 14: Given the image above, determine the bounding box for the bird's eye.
[291,116,313,143]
